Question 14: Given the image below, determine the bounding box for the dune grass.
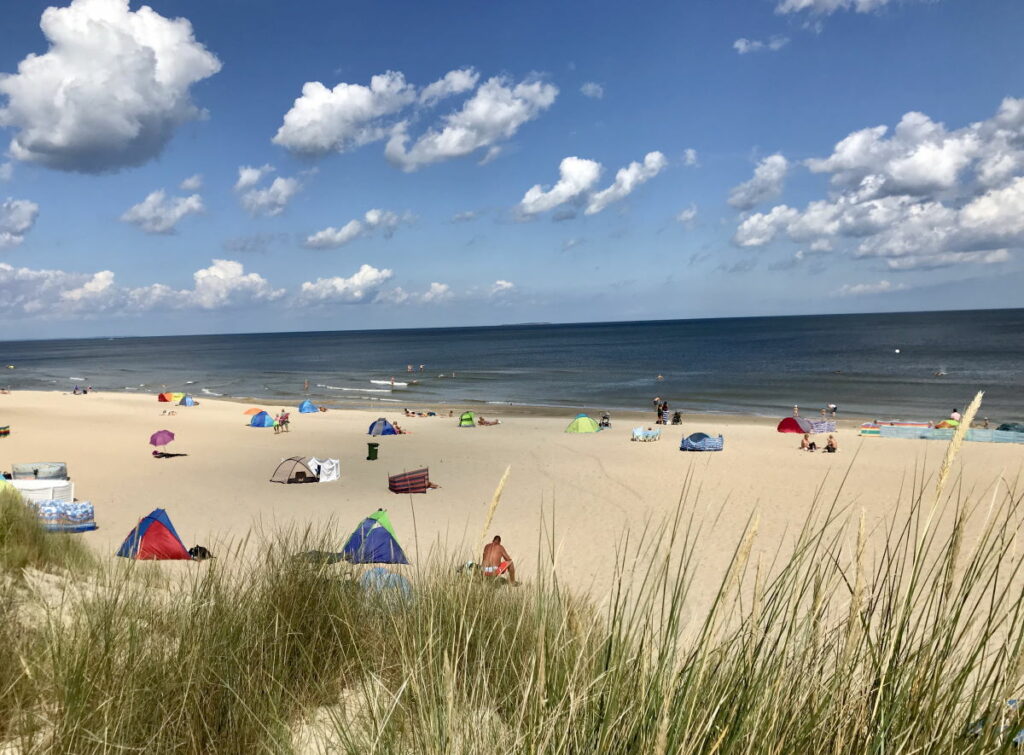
[2,400,1024,752]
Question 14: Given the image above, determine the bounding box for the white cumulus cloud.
[733,36,789,54]
[834,279,907,297]
[585,151,668,215]
[385,76,558,171]
[420,282,453,303]
[0,258,281,318]
[187,259,283,309]
[419,68,480,106]
[235,164,274,191]
[683,148,699,167]
[121,189,203,234]
[0,198,39,248]
[304,209,410,249]
[580,82,604,99]
[732,98,1024,272]
[0,0,221,173]
[676,204,699,229]
[519,157,602,216]
[490,280,515,296]
[728,154,789,209]
[0,164,12,182]
[179,174,202,192]
[273,71,418,155]
[776,0,918,16]
[239,176,301,217]
[298,264,394,304]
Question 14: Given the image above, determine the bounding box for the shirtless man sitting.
[481,536,517,585]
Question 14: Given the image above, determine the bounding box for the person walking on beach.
[653,396,662,420]
[280,409,290,432]
[793,404,800,417]
[482,536,517,585]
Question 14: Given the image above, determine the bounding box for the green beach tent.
[458,411,475,428]
[565,414,600,433]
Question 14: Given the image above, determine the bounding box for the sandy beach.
[3,390,1022,607]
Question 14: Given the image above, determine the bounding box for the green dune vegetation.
[2,394,1024,753]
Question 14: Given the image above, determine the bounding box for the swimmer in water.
[656,374,664,381]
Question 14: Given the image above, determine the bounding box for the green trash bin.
[367,442,379,461]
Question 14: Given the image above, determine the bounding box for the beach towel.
[0,426,9,438]
[308,457,340,482]
[631,427,661,442]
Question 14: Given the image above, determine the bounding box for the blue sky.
[1,0,1022,337]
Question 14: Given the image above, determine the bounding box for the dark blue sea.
[1,309,1022,421]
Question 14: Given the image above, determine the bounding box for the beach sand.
[2,390,1022,614]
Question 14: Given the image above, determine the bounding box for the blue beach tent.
[298,399,317,413]
[368,418,397,436]
[342,509,409,564]
[178,395,196,407]
[249,410,275,428]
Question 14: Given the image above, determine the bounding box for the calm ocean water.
[1,309,1022,421]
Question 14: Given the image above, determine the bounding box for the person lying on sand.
[481,536,517,585]
[800,433,817,452]
[477,416,501,426]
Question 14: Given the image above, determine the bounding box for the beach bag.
[188,545,214,560]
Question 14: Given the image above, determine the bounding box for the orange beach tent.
[243,407,263,415]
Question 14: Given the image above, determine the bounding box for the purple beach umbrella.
[149,429,175,448]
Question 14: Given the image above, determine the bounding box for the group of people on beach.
[793,403,838,418]
[800,434,838,453]
[273,410,290,434]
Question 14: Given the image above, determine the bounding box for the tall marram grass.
[2,412,1024,752]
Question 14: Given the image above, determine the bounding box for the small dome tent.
[368,418,397,436]
[298,399,317,413]
[157,393,174,402]
[250,411,275,428]
[565,414,600,433]
[116,509,191,560]
[342,509,409,564]
[178,395,196,407]
[458,411,475,427]
[270,456,320,483]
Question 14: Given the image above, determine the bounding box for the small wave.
[185,380,196,385]
[201,388,223,396]
[319,384,391,393]
[69,377,86,381]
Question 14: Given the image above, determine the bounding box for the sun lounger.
[631,427,661,442]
